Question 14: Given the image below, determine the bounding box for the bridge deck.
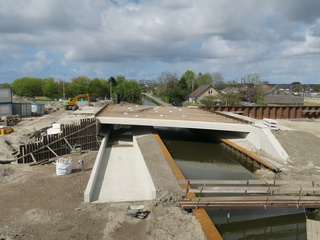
[96,105,252,132]
[97,105,244,123]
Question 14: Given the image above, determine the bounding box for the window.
[208,89,213,95]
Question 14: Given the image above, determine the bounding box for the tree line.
[0,76,142,104]
[1,70,314,106]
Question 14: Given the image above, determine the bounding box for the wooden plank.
[30,152,37,163]
[47,146,59,157]
[307,219,320,240]
[188,196,320,202]
[193,186,320,194]
[179,179,320,186]
[180,203,320,209]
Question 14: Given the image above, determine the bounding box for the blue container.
[31,104,45,115]
[13,103,32,117]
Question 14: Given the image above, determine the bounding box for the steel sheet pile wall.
[17,118,99,164]
[202,106,320,119]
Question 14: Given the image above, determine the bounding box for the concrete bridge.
[96,104,252,133]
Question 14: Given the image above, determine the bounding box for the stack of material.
[263,118,279,130]
[0,87,13,118]
[47,123,62,135]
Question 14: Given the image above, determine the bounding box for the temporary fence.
[17,118,99,165]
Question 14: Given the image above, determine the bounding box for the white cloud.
[1,0,320,82]
[22,51,52,73]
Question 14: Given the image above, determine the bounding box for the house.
[188,85,220,103]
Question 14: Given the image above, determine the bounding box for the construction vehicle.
[63,94,91,110]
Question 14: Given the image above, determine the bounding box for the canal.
[156,127,307,240]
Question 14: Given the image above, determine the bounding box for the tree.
[156,72,179,96]
[43,78,59,98]
[239,74,264,104]
[313,84,320,92]
[200,92,241,106]
[114,80,141,103]
[57,80,72,98]
[181,70,196,92]
[11,77,45,97]
[115,75,126,83]
[212,72,226,88]
[0,83,11,87]
[88,78,108,99]
[196,73,213,87]
[212,72,224,84]
[70,76,90,96]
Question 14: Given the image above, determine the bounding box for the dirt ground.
[3,102,320,239]
[266,119,320,181]
[0,103,205,240]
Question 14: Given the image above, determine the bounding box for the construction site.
[2,87,320,239]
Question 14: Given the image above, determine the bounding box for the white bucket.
[56,157,72,175]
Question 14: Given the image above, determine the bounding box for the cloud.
[22,51,52,73]
[1,0,320,83]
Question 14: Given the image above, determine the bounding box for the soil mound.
[273,130,320,167]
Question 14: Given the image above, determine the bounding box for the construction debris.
[0,115,21,126]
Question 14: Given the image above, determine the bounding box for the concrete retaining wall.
[246,126,289,163]
[84,130,110,203]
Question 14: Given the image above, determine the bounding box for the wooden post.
[47,146,59,157]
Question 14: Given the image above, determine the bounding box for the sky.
[1,0,320,84]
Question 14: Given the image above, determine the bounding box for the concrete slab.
[91,146,154,203]
[97,105,252,133]
[98,117,252,133]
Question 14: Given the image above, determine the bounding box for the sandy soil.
[0,106,206,240]
[267,120,320,181]
[3,103,320,239]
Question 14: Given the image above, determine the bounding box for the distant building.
[188,85,220,103]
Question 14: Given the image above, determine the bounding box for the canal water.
[156,127,307,240]
[141,97,157,106]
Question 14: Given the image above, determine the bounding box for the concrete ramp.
[84,133,156,203]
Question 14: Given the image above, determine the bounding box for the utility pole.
[63,80,65,98]
[110,80,112,103]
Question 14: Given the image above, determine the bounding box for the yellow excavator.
[63,94,91,110]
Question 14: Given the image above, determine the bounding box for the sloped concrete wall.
[246,126,289,163]
[133,133,157,199]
